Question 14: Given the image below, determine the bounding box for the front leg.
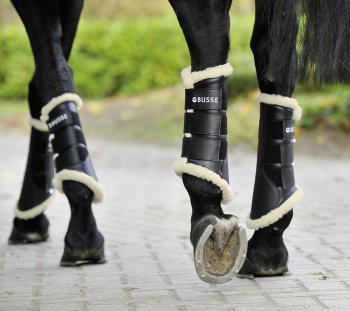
[239,0,302,276]
[10,0,105,266]
[170,0,247,284]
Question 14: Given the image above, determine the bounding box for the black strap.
[280,143,294,165]
[283,120,295,140]
[185,89,222,110]
[51,125,85,153]
[181,136,221,161]
[47,102,79,133]
[281,166,295,189]
[184,112,224,135]
[264,141,294,165]
[55,144,88,172]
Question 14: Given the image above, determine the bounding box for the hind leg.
[170,0,247,284]
[10,0,105,265]
[239,0,302,276]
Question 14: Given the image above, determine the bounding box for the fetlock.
[60,181,105,266]
[241,212,292,276]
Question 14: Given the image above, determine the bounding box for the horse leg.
[239,0,302,276]
[9,0,84,245]
[10,0,105,266]
[170,0,247,284]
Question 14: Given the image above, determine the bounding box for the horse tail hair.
[261,0,299,89]
[298,0,350,84]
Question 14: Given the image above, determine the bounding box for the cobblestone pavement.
[0,131,350,311]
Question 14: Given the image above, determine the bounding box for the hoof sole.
[193,215,247,284]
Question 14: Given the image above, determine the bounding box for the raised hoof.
[8,214,49,244]
[192,215,247,284]
[60,246,106,267]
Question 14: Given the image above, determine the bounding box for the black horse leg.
[10,0,105,265]
[9,1,84,244]
[170,0,247,283]
[239,0,302,276]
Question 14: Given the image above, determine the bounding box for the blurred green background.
[0,0,349,148]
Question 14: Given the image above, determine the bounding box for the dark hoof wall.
[239,256,288,278]
[8,214,49,244]
[60,246,106,267]
[192,215,247,284]
[8,226,49,244]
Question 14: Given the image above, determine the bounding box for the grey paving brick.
[1,132,350,310]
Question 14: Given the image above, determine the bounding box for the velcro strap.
[283,120,295,140]
[55,144,88,172]
[264,142,294,164]
[181,137,221,161]
[281,166,295,189]
[185,89,222,110]
[280,143,294,164]
[51,125,86,153]
[47,111,73,133]
[184,112,223,135]
[47,102,80,133]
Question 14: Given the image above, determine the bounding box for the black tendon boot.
[9,118,55,244]
[240,93,303,276]
[41,93,105,265]
[174,64,247,284]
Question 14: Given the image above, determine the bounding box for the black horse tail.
[298,0,350,84]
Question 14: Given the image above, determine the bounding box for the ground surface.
[0,129,350,310]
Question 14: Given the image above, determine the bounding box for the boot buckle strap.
[185,89,222,110]
[181,136,221,161]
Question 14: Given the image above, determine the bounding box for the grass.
[0,12,349,147]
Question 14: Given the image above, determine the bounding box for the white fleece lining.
[257,93,302,121]
[40,93,83,123]
[181,63,234,89]
[173,158,233,204]
[246,186,303,230]
[14,191,58,220]
[53,169,104,203]
[26,116,49,132]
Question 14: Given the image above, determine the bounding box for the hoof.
[192,215,247,284]
[60,246,106,266]
[60,229,106,266]
[8,214,49,244]
[239,238,289,277]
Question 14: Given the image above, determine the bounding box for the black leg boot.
[41,93,105,266]
[9,118,55,244]
[174,64,247,284]
[240,93,303,276]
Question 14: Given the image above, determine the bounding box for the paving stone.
[1,132,350,310]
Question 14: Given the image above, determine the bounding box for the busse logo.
[48,114,68,129]
[285,126,295,134]
[192,96,219,103]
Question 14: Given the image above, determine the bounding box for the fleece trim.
[40,93,83,123]
[53,169,104,203]
[246,186,303,230]
[14,190,58,220]
[256,93,302,121]
[173,157,233,204]
[26,116,49,132]
[181,63,233,89]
